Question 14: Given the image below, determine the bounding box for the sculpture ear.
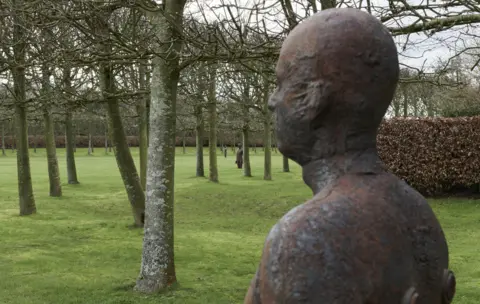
[442,269,456,304]
[303,79,332,130]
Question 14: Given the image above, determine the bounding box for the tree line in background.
[1,0,480,294]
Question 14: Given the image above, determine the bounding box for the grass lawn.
[0,147,479,303]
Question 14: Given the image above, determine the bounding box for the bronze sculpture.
[244,8,456,304]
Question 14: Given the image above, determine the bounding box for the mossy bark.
[135,0,186,293]
[138,60,148,191]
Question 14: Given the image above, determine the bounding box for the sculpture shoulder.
[262,190,370,256]
[254,191,416,302]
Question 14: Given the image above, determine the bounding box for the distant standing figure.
[236,147,243,169]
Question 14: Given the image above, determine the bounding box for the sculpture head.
[269,8,399,166]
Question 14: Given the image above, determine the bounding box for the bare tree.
[2,0,37,215]
[136,0,188,293]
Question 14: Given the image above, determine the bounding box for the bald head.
[269,8,399,164]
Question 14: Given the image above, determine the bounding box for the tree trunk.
[73,124,77,152]
[413,97,418,117]
[32,123,37,153]
[241,97,252,177]
[263,81,272,180]
[207,64,219,183]
[104,122,109,154]
[242,126,252,177]
[182,130,186,154]
[263,117,272,180]
[65,111,79,184]
[138,59,148,191]
[44,109,62,197]
[1,121,5,156]
[42,63,62,197]
[219,130,224,153]
[88,123,93,155]
[320,0,336,10]
[283,155,290,172]
[11,118,16,152]
[12,0,36,215]
[393,95,401,117]
[403,88,409,117]
[272,130,278,153]
[105,93,145,227]
[146,65,151,146]
[94,12,145,228]
[195,104,204,177]
[136,0,186,293]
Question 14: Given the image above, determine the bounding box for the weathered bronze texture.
[244,8,456,304]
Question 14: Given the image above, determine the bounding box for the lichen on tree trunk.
[135,0,187,293]
[138,59,149,191]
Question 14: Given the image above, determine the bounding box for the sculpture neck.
[301,147,384,195]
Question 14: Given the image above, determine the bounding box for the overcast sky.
[186,0,478,71]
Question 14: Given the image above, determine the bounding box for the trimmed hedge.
[0,135,141,149]
[1,117,478,196]
[378,116,480,196]
[0,135,247,148]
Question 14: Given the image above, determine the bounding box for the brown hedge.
[1,117,478,196]
[377,116,480,196]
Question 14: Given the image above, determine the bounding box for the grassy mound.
[0,148,478,303]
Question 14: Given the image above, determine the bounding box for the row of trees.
[2,0,480,295]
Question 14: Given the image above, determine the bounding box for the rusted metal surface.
[244,8,456,304]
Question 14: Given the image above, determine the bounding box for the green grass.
[0,147,479,303]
